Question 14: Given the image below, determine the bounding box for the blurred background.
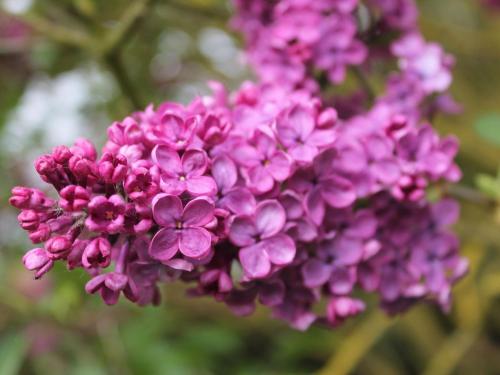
[1,0,500,374]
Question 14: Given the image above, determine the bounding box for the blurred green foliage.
[1,0,500,374]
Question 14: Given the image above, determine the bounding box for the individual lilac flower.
[82,237,112,269]
[289,149,357,225]
[45,236,73,260]
[152,145,217,196]
[23,248,54,279]
[124,163,159,203]
[229,200,296,279]
[233,131,292,193]
[59,185,90,211]
[392,33,454,94]
[326,297,365,326]
[123,204,153,234]
[149,194,215,262]
[145,112,198,149]
[85,272,138,305]
[29,224,51,244]
[98,152,128,184]
[85,195,125,233]
[18,210,40,231]
[9,187,53,210]
[71,138,97,161]
[276,104,336,163]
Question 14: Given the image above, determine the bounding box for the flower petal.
[149,228,179,262]
[152,145,182,174]
[159,176,186,196]
[152,194,182,226]
[261,234,296,266]
[219,187,256,215]
[267,151,292,181]
[228,215,257,246]
[302,258,332,288]
[186,176,217,196]
[179,227,212,259]
[239,243,271,279]
[255,200,286,238]
[182,149,208,177]
[212,154,237,192]
[321,176,356,208]
[183,197,215,227]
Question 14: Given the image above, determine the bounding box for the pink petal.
[321,176,356,208]
[245,165,274,194]
[152,194,182,227]
[182,149,208,177]
[228,215,257,247]
[262,234,296,266]
[152,145,182,174]
[186,176,217,196]
[289,144,318,163]
[159,176,186,196]
[164,258,194,272]
[255,200,286,238]
[279,190,304,220]
[231,144,260,167]
[179,227,212,259]
[183,197,214,227]
[212,154,237,192]
[329,266,356,295]
[104,273,128,291]
[287,104,315,140]
[254,131,276,157]
[302,258,332,288]
[308,129,336,147]
[149,228,179,262]
[85,274,107,294]
[267,151,292,181]
[239,243,271,279]
[305,187,325,226]
[220,187,256,215]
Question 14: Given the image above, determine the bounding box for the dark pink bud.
[98,152,128,184]
[35,154,57,175]
[59,185,90,211]
[18,210,40,231]
[66,239,88,270]
[82,237,112,269]
[318,108,337,128]
[45,235,72,260]
[68,155,98,186]
[52,145,73,164]
[71,138,97,161]
[29,223,51,243]
[22,248,54,279]
[10,187,51,210]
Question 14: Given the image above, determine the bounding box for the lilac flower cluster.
[11,0,468,330]
[232,0,459,121]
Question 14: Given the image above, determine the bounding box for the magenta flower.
[85,195,125,233]
[82,237,112,269]
[150,194,215,262]
[22,248,54,279]
[98,152,128,184]
[233,131,292,193]
[229,200,296,279]
[85,272,137,305]
[145,112,198,149]
[152,145,216,197]
[276,104,335,163]
[59,185,90,211]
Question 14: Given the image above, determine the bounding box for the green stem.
[106,53,143,110]
[317,310,393,375]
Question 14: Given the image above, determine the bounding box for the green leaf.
[474,114,500,147]
[0,333,28,375]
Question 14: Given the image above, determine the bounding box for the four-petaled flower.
[229,200,296,279]
[150,194,215,262]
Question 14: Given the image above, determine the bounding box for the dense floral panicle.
[11,0,465,330]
